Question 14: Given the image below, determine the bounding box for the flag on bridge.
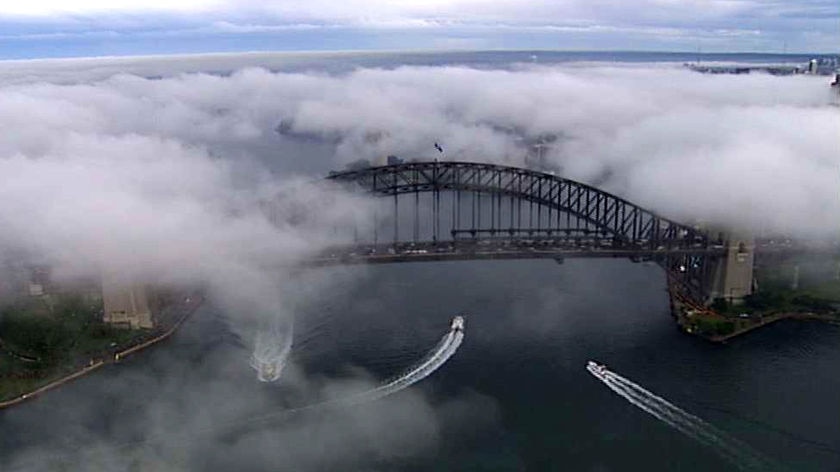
[434,142,444,153]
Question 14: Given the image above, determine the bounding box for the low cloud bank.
[2,62,835,241]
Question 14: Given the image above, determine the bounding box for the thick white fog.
[1,59,836,250]
[0,55,837,469]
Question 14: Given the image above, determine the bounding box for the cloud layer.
[0,55,837,468]
[0,60,837,250]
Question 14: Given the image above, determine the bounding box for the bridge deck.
[311,241,726,266]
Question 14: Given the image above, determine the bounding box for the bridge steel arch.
[327,161,708,250]
[324,161,722,303]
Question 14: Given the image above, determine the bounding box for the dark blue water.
[2,259,839,471]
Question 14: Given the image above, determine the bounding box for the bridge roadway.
[310,239,727,266]
[309,238,839,266]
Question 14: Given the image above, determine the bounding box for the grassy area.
[0,294,147,400]
[687,316,736,337]
[689,256,840,341]
[797,280,840,303]
[708,256,840,317]
[0,354,53,400]
[710,289,835,319]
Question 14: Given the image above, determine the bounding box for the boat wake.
[7,316,466,471]
[233,316,466,433]
[341,317,464,404]
[250,320,293,382]
[587,361,777,471]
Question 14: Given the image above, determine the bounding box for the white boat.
[451,315,465,332]
[586,360,608,379]
[251,358,281,382]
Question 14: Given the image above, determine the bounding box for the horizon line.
[0,47,836,65]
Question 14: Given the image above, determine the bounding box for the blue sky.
[0,0,837,59]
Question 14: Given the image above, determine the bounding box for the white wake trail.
[604,372,721,436]
[250,319,294,382]
[9,320,465,471]
[589,363,775,471]
[600,375,747,466]
[217,317,467,438]
[343,329,464,404]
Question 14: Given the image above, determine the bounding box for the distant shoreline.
[0,49,833,65]
[705,311,840,343]
[0,292,204,409]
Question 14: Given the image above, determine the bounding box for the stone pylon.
[707,232,755,305]
[102,275,153,329]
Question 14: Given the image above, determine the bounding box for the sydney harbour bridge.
[317,160,802,308]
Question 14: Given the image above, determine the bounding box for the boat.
[451,315,465,332]
[586,360,608,379]
[250,356,283,383]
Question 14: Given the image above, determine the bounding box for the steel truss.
[326,161,719,301]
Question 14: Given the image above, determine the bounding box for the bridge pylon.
[705,232,755,305]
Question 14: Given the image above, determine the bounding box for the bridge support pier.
[706,233,754,305]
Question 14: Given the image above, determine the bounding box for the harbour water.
[2,259,839,470]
